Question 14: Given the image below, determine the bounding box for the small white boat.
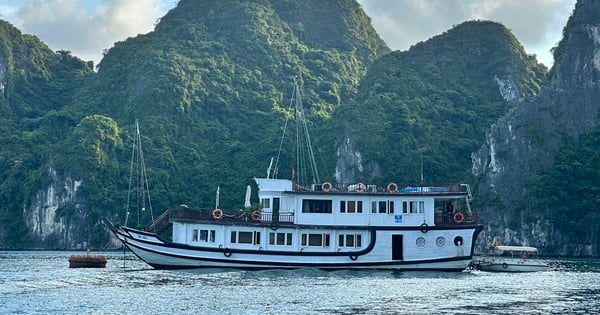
[473,245,548,272]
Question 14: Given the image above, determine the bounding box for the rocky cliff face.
[24,166,89,249]
[472,0,600,255]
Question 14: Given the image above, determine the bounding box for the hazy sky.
[0,0,577,67]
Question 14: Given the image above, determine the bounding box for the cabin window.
[230,231,261,245]
[301,233,330,247]
[372,200,394,214]
[302,199,332,213]
[378,201,386,213]
[269,232,293,246]
[261,198,270,209]
[338,233,362,248]
[239,231,253,244]
[403,201,420,214]
[340,200,363,213]
[192,229,215,243]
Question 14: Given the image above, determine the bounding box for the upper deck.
[142,179,476,234]
[255,177,471,200]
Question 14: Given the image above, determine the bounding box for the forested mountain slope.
[330,21,546,185]
[0,0,390,248]
[0,0,596,254]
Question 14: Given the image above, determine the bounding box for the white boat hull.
[476,258,548,272]
[112,223,482,271]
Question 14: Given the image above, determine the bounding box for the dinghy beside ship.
[472,240,548,272]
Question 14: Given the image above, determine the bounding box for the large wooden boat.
[105,81,482,270]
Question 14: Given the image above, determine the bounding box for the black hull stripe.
[119,225,483,257]
[124,238,472,270]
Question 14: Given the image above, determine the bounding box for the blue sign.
[394,215,402,223]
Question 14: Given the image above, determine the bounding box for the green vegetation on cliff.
[0,1,596,250]
[331,21,547,184]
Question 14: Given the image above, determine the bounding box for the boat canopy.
[492,245,538,252]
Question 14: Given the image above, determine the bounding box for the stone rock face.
[472,0,600,254]
[24,166,89,249]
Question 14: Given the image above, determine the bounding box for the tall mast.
[292,80,320,187]
[271,79,321,187]
[125,119,154,229]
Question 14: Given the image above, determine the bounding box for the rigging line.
[136,123,154,226]
[274,80,297,179]
[294,82,320,184]
[274,105,291,179]
[125,122,137,227]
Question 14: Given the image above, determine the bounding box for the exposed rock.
[334,136,363,185]
[472,0,600,255]
[24,166,89,249]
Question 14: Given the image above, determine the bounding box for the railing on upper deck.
[146,206,295,233]
[297,182,467,194]
[259,211,295,224]
[434,211,478,226]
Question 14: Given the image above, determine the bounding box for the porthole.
[436,236,445,247]
[416,237,426,248]
[453,236,464,246]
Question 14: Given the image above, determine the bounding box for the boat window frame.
[230,231,261,245]
[302,199,333,213]
[192,228,216,243]
[403,200,424,214]
[340,200,363,213]
[338,233,362,248]
[301,233,331,247]
[269,232,293,246]
[371,200,395,214]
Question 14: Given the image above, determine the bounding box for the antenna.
[420,151,424,186]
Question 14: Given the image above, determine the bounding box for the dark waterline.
[1,251,599,314]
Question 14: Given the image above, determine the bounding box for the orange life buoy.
[356,183,366,192]
[212,208,223,220]
[387,182,398,193]
[453,212,464,224]
[251,209,262,221]
[322,182,333,192]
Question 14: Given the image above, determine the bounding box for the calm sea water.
[1,251,599,314]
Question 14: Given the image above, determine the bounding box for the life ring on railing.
[356,183,366,192]
[502,262,508,269]
[322,182,333,192]
[387,182,398,193]
[251,209,262,221]
[212,208,223,221]
[453,212,465,224]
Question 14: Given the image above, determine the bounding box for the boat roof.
[491,245,538,252]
